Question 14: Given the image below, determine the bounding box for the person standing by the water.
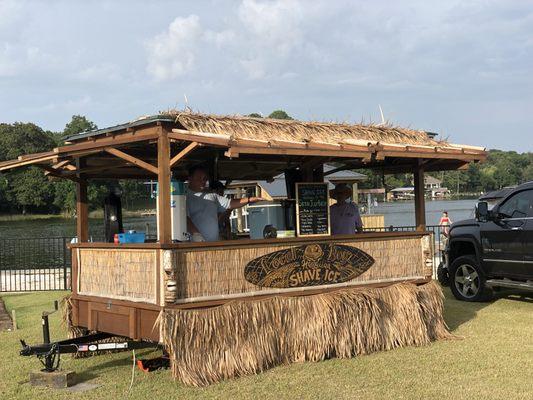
[439,211,452,236]
[330,183,363,235]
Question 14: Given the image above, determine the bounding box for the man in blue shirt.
[186,165,264,242]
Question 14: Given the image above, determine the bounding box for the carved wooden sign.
[244,243,375,288]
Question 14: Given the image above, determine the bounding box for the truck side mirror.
[476,201,489,221]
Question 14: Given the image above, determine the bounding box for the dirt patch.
[0,298,14,331]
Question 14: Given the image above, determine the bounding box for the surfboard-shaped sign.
[244,243,375,288]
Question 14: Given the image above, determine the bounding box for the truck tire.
[437,262,449,286]
[449,255,492,302]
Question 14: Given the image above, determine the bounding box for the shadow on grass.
[495,290,533,303]
[442,285,533,331]
[72,348,161,383]
[442,287,491,331]
[73,371,99,384]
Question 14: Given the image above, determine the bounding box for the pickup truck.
[439,182,533,301]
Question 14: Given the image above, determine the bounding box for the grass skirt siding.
[161,281,452,387]
[61,295,86,339]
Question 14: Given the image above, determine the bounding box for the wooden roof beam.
[44,160,77,176]
[0,154,58,171]
[54,127,160,154]
[104,147,158,175]
[375,150,483,162]
[39,165,83,184]
[170,142,200,167]
[224,146,371,159]
[62,161,131,176]
[170,129,230,147]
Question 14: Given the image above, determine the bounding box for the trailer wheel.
[449,256,492,302]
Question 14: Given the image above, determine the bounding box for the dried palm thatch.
[160,281,452,387]
[163,110,445,147]
[61,296,86,339]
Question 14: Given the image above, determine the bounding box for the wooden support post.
[157,128,172,244]
[11,309,17,330]
[352,183,359,202]
[414,161,426,231]
[76,179,89,242]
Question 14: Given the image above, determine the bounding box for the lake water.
[0,199,477,240]
[371,199,477,227]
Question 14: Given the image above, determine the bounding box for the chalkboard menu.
[295,183,330,237]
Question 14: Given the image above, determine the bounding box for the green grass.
[0,214,67,222]
[1,288,531,400]
[0,209,152,221]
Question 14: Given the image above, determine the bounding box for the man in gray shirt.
[186,165,264,242]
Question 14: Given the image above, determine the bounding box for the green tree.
[7,168,54,213]
[268,110,293,120]
[62,115,97,138]
[0,123,58,213]
[0,175,9,212]
[247,113,263,118]
[0,122,57,161]
[120,180,150,210]
[52,179,76,215]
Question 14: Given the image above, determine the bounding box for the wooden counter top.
[69,230,430,251]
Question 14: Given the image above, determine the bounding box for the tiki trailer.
[0,112,486,386]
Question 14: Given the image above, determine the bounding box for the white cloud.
[73,63,122,82]
[238,0,303,53]
[0,1,531,150]
[145,15,203,81]
[19,95,92,113]
[204,29,236,48]
[0,43,61,77]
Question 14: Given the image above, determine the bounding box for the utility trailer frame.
[19,301,159,373]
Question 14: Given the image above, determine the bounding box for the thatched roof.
[0,111,486,178]
[165,111,444,147]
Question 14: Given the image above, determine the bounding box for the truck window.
[498,189,533,219]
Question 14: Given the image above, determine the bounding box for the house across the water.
[391,175,449,200]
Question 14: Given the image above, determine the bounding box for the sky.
[0,0,532,151]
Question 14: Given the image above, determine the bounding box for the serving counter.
[68,231,433,342]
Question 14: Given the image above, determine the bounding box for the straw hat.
[330,183,352,200]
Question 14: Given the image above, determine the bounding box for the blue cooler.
[118,232,146,243]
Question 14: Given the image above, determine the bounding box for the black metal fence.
[0,237,72,292]
[0,226,446,292]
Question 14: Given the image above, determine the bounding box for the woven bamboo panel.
[361,214,385,229]
[171,236,426,300]
[78,249,157,303]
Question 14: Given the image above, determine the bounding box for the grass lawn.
[0,287,531,400]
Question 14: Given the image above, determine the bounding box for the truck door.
[521,194,533,279]
[481,189,533,278]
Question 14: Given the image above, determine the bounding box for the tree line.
[0,116,149,215]
[0,111,531,215]
[0,110,292,215]
[359,150,533,195]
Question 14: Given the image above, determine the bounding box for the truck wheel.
[437,262,449,286]
[449,256,492,302]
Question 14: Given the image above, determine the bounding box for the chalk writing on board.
[296,183,330,236]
